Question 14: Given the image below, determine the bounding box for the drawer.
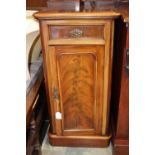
[49,25,104,40]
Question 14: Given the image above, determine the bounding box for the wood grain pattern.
[47,45,105,136]
[59,53,96,130]
[36,11,116,147]
[50,25,104,39]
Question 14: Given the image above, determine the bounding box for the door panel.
[48,46,105,136]
[56,46,105,136]
[58,51,96,131]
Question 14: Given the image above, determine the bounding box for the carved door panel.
[48,45,105,136]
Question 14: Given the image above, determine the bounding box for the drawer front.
[49,25,104,39]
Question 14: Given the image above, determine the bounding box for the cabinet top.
[34,11,120,20]
[34,3,128,22]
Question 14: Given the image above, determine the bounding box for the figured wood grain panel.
[50,25,104,39]
[59,53,96,130]
[55,46,104,135]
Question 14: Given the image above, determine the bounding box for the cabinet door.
[48,45,105,136]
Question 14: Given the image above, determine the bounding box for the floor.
[41,128,112,155]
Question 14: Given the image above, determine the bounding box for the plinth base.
[48,132,111,147]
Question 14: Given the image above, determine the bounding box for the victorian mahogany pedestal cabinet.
[34,10,119,147]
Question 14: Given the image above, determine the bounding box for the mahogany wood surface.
[111,16,129,155]
[52,45,104,136]
[34,11,120,20]
[28,0,129,148]
[26,0,129,151]
[34,8,117,146]
[28,1,129,150]
[27,0,47,10]
[48,133,111,147]
[49,25,104,39]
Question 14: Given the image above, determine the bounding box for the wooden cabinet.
[34,11,119,147]
[111,17,129,155]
